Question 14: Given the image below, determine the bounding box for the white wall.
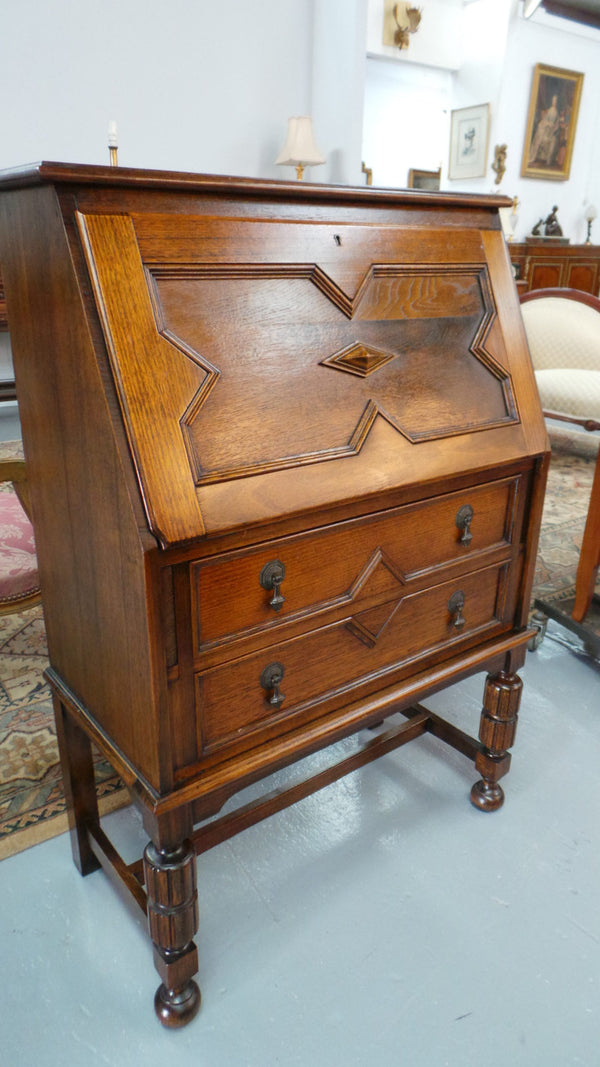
[0,0,315,178]
[494,3,600,242]
[311,0,369,185]
[1,0,599,233]
[362,58,451,188]
[363,0,600,245]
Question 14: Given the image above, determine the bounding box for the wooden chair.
[520,287,600,623]
[0,457,41,615]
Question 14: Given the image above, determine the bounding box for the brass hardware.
[448,590,466,629]
[260,662,285,709]
[259,559,286,611]
[361,162,373,186]
[456,504,474,546]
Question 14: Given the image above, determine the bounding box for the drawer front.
[192,476,521,651]
[195,560,513,757]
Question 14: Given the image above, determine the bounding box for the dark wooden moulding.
[0,162,549,1028]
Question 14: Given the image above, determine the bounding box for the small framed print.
[448,103,490,181]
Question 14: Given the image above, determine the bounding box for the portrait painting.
[521,64,584,181]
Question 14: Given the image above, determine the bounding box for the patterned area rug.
[0,429,597,860]
[0,608,128,859]
[533,427,598,603]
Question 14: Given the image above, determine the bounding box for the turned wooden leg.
[572,448,600,623]
[143,840,201,1028]
[470,670,522,812]
[52,695,101,876]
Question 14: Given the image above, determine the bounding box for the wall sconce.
[393,4,422,49]
[491,144,507,186]
[585,203,597,244]
[275,117,325,180]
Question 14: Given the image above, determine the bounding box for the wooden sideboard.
[0,163,549,1028]
[510,241,600,295]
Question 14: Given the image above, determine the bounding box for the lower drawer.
[194,560,514,757]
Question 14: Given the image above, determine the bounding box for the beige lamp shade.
[275,116,325,179]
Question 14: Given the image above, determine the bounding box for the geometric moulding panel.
[150,263,517,486]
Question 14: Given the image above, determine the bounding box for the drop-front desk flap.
[0,162,549,1028]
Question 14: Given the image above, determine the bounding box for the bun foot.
[154,980,201,1028]
[470,778,504,812]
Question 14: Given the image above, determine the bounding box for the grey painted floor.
[2,621,599,1067]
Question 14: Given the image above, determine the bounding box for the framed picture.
[407,167,441,191]
[521,64,584,181]
[448,103,489,180]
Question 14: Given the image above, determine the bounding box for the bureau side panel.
[0,185,166,788]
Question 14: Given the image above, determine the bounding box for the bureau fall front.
[0,163,549,1026]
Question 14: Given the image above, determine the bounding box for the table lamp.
[275,116,325,180]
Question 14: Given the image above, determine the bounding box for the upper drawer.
[191,475,523,653]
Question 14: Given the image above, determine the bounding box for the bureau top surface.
[0,163,546,549]
[0,160,512,211]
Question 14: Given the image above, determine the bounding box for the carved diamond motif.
[320,342,397,378]
[346,599,401,648]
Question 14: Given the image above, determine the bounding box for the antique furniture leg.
[572,448,600,623]
[52,694,101,876]
[470,670,523,812]
[142,811,201,1028]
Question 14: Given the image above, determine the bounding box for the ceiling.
[540,0,600,28]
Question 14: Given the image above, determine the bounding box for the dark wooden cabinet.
[511,241,600,295]
[0,163,549,1028]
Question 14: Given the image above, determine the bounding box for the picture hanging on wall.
[520,63,584,181]
[448,104,490,181]
[407,167,441,191]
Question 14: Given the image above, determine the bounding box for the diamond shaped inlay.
[346,599,402,648]
[320,342,398,378]
[345,548,406,648]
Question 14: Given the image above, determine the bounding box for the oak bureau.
[0,163,549,1027]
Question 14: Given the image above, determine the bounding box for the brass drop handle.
[456,504,474,547]
[259,559,286,612]
[260,662,285,709]
[448,590,466,629]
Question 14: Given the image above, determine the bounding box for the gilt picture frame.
[520,63,584,181]
[407,167,441,191]
[448,104,490,181]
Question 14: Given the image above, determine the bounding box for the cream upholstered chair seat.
[519,287,600,428]
[535,368,600,420]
